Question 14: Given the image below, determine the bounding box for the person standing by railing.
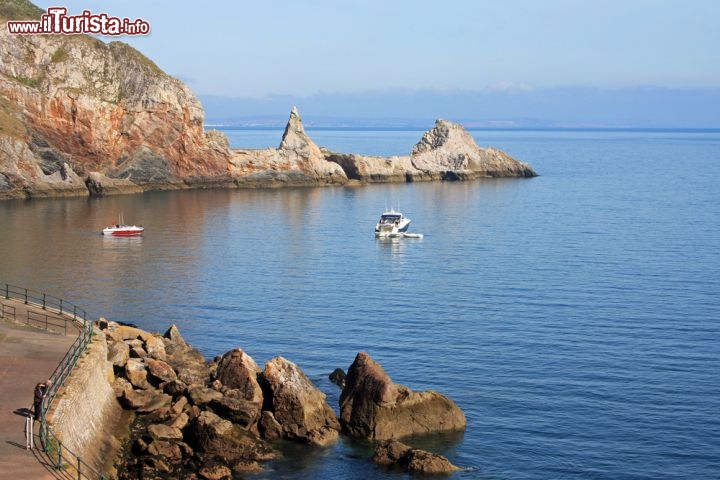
[28,379,51,449]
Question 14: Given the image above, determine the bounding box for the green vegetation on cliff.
[0,0,43,21]
[0,97,26,138]
[109,41,163,76]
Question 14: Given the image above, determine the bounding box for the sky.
[29,1,720,126]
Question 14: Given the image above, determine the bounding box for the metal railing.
[26,310,70,335]
[2,283,86,322]
[1,283,107,480]
[0,302,16,320]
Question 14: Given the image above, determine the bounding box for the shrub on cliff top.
[0,0,43,21]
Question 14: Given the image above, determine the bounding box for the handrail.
[2,283,86,321]
[2,283,106,480]
[26,310,69,335]
[0,302,17,320]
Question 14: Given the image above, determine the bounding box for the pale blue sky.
[33,0,720,98]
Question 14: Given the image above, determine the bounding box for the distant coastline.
[209,124,720,133]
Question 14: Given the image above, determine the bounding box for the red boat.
[102,214,144,236]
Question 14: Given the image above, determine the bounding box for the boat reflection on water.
[101,234,143,248]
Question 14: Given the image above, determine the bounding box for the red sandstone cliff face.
[0,6,230,199]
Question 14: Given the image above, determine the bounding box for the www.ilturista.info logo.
[7,7,150,36]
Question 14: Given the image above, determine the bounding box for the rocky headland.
[1,1,536,200]
[96,320,464,478]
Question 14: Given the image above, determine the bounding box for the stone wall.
[47,327,126,475]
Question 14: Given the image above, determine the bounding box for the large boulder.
[107,340,130,367]
[259,357,340,446]
[145,358,177,385]
[122,387,171,413]
[162,334,210,387]
[214,348,263,403]
[339,352,466,440]
[372,439,461,474]
[187,410,274,466]
[124,358,151,389]
[144,335,167,361]
[207,391,261,432]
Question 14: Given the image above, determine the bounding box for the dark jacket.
[33,384,46,420]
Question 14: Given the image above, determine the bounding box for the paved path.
[0,298,81,480]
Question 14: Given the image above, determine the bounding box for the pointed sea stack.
[229,107,348,186]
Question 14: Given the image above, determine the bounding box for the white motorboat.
[374,209,412,238]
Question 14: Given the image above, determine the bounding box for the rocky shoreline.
[0,4,536,200]
[99,320,466,479]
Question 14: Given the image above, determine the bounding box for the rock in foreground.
[259,357,340,446]
[373,439,461,474]
[339,352,466,440]
[99,321,339,479]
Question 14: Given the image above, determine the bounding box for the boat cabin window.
[380,215,401,223]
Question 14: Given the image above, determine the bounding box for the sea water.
[0,128,718,479]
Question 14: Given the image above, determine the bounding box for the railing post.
[59,298,63,315]
[78,456,81,480]
[4,284,8,299]
[24,288,28,304]
[42,293,46,310]
[40,419,45,452]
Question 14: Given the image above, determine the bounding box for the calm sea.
[1,128,718,479]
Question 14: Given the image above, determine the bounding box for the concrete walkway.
[0,298,81,480]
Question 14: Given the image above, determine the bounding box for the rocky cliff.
[0,1,535,200]
[0,1,230,199]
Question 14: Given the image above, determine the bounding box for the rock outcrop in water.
[228,107,348,187]
[0,0,536,200]
[325,119,537,182]
[373,439,461,474]
[410,119,537,178]
[339,352,467,440]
